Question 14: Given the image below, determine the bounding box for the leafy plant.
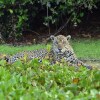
[42,0,99,27]
[0,0,34,41]
[0,0,100,41]
[0,58,100,99]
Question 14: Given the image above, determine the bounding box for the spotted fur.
[4,35,92,69]
[50,35,92,69]
[6,49,48,64]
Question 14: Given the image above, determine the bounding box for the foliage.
[0,58,100,99]
[0,0,36,41]
[0,0,100,41]
[40,0,99,27]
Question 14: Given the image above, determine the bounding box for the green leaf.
[9,9,13,14]
[46,44,51,51]
[0,60,6,66]
[80,13,84,17]
[90,89,99,98]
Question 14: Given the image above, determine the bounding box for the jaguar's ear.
[50,35,55,41]
[66,35,71,41]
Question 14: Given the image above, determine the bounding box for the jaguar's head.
[50,35,72,54]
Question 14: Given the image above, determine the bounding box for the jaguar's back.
[7,49,48,64]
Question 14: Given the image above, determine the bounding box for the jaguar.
[4,35,92,69]
[50,35,92,69]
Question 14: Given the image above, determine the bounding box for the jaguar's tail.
[78,60,92,70]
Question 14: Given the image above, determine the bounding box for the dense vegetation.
[0,0,100,41]
[0,39,100,99]
[0,56,100,99]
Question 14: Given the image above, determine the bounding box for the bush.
[0,0,38,41]
[0,0,99,41]
[0,59,100,99]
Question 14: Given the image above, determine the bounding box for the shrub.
[0,59,100,99]
[0,0,99,41]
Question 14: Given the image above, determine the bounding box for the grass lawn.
[72,38,100,59]
[0,44,46,55]
[0,38,100,59]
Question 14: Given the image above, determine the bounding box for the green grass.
[0,38,100,59]
[0,44,46,55]
[72,38,100,59]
